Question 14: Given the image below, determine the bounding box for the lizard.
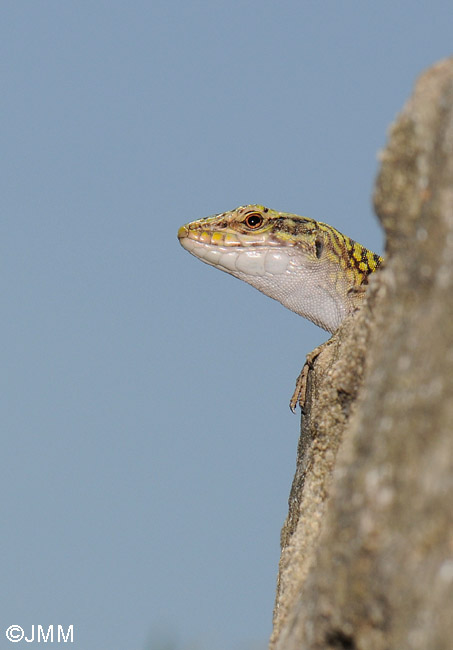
[178,204,383,412]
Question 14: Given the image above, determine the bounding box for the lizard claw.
[289,341,331,413]
[289,363,310,413]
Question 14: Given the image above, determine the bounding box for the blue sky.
[2,2,452,649]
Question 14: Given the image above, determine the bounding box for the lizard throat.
[179,235,348,333]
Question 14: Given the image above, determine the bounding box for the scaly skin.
[178,205,383,409]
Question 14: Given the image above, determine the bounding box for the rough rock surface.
[271,57,453,650]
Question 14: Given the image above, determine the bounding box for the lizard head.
[178,205,381,333]
[177,204,322,263]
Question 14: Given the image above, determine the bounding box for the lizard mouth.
[178,229,290,277]
[177,224,271,247]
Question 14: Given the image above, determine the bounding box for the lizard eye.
[244,212,264,229]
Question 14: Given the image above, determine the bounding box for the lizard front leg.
[290,339,334,413]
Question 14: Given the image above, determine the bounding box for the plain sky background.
[2,2,452,649]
